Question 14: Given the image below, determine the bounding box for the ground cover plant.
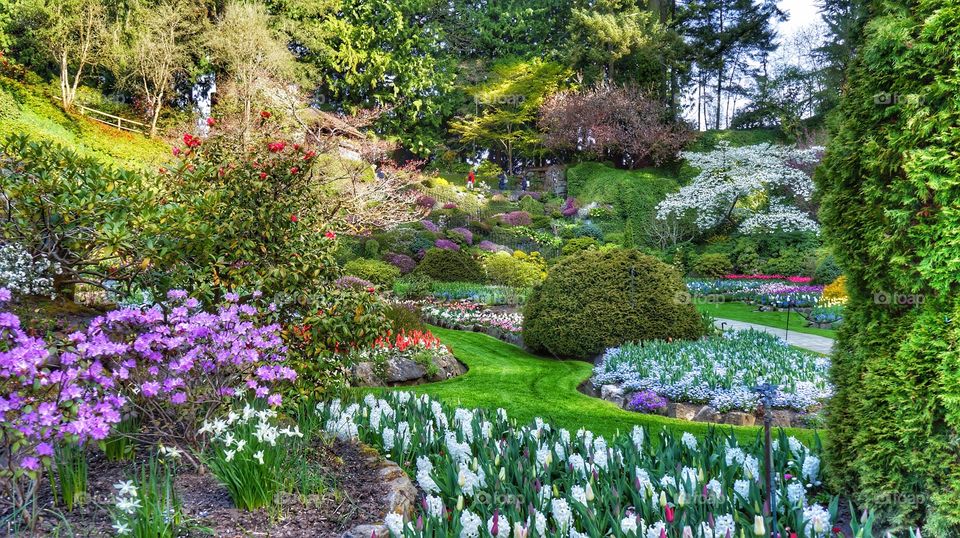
[320,391,837,537]
[593,330,832,412]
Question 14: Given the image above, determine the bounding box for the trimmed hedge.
[415,248,484,283]
[522,248,704,359]
[692,253,733,278]
[815,2,960,534]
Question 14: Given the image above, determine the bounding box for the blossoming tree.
[656,141,822,236]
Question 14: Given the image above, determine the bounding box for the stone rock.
[769,410,797,428]
[667,402,702,421]
[385,358,427,383]
[544,164,567,197]
[351,362,378,386]
[693,405,721,423]
[341,454,417,538]
[722,411,756,427]
[432,353,467,380]
[600,384,625,407]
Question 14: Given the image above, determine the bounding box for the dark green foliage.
[813,254,842,285]
[343,258,401,288]
[815,2,960,533]
[415,248,484,283]
[523,248,704,358]
[574,221,603,241]
[692,253,733,278]
[761,249,816,277]
[363,238,381,257]
[518,195,544,215]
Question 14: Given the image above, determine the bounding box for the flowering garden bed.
[592,330,832,414]
[319,392,842,537]
[412,299,524,347]
[349,329,467,386]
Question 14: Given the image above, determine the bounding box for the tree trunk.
[59,53,72,109]
[149,91,163,138]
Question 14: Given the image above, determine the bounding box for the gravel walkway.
[714,318,835,355]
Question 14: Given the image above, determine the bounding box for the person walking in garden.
[467,169,476,190]
[498,171,508,191]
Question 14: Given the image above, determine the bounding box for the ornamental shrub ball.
[523,248,704,358]
[812,254,842,285]
[415,248,484,283]
[692,253,733,278]
[562,237,598,256]
[482,251,546,287]
[343,258,401,288]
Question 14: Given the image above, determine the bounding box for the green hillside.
[0,75,169,169]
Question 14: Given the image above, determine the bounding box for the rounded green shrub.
[415,248,484,283]
[523,248,704,358]
[561,237,598,256]
[343,258,401,288]
[692,253,733,278]
[519,195,544,215]
[482,251,546,287]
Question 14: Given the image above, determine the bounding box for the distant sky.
[776,0,823,40]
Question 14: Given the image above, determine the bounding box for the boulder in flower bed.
[351,352,466,387]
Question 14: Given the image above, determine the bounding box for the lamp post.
[753,382,779,536]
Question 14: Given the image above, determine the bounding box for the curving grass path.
[369,326,821,447]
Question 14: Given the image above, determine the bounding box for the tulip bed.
[415,300,523,343]
[320,392,838,538]
[593,330,832,412]
[686,280,825,308]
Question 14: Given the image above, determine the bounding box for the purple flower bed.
[383,252,417,274]
[561,197,578,217]
[434,238,460,251]
[420,219,440,233]
[499,210,532,226]
[442,202,458,209]
[478,240,499,252]
[416,195,436,209]
[448,227,474,245]
[627,390,669,413]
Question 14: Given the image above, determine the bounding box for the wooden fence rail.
[76,104,146,134]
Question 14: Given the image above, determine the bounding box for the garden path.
[714,318,835,354]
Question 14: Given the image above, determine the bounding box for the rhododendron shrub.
[0,289,124,517]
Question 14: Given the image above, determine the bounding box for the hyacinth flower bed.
[686,280,826,310]
[414,300,524,346]
[593,330,832,412]
[320,392,840,538]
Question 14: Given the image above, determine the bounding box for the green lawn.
[367,326,822,446]
[698,301,838,338]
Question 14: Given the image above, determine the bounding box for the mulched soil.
[12,438,388,537]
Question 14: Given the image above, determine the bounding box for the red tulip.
[158,167,167,174]
[665,505,675,523]
[290,214,298,223]
[260,110,271,119]
[260,172,268,179]
[172,146,181,157]
[290,166,299,174]
[325,231,336,240]
[206,117,216,126]
[268,141,286,153]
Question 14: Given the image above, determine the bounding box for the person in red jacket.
[467,169,476,190]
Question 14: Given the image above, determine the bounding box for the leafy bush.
[562,237,598,256]
[815,3,960,532]
[415,248,484,283]
[343,258,401,288]
[574,221,604,241]
[813,254,842,285]
[0,135,157,297]
[518,195,544,215]
[384,303,425,332]
[447,227,474,246]
[692,253,734,278]
[523,248,704,358]
[762,249,816,277]
[363,238,381,257]
[482,251,547,288]
[499,211,532,227]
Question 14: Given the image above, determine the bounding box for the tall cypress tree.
[816,1,960,534]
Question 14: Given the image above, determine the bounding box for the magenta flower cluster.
[561,197,578,217]
[499,211,532,226]
[0,289,294,472]
[434,238,461,251]
[383,252,417,274]
[448,227,474,245]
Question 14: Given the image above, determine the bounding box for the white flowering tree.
[656,141,822,235]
